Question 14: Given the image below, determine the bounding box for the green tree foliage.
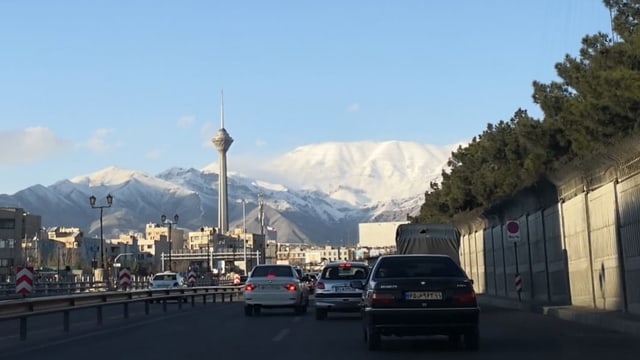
[534,0,640,157]
[413,0,640,223]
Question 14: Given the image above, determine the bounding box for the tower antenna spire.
[212,89,233,234]
[220,89,225,129]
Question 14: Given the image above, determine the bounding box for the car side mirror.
[350,280,364,289]
[469,279,474,285]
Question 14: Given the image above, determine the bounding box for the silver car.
[243,264,309,316]
[314,261,369,320]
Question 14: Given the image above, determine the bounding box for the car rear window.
[374,256,466,278]
[321,264,368,280]
[153,274,177,281]
[251,265,294,278]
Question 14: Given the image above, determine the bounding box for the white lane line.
[272,328,290,342]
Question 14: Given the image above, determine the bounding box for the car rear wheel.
[365,326,381,351]
[315,308,327,320]
[464,327,479,351]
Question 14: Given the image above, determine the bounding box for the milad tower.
[212,90,233,235]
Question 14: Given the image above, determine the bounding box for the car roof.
[253,264,292,268]
[378,254,454,259]
[323,261,368,267]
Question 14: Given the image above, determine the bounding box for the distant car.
[243,264,310,316]
[354,254,480,351]
[314,261,369,320]
[149,271,187,302]
[149,271,186,289]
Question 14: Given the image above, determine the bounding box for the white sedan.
[243,264,309,316]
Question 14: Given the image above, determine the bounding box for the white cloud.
[200,122,215,148]
[0,127,72,165]
[177,115,195,128]
[347,103,360,112]
[255,139,267,147]
[78,128,117,153]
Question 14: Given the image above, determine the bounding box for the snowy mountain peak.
[260,140,463,204]
[70,166,147,186]
[1,141,464,245]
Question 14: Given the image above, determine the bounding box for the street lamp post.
[161,214,179,271]
[242,199,247,274]
[89,245,99,269]
[89,194,113,269]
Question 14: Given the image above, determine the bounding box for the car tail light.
[339,263,351,268]
[370,292,395,305]
[244,283,256,292]
[267,274,276,278]
[316,281,325,290]
[452,290,477,305]
[285,283,297,291]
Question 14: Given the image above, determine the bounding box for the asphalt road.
[1,298,639,360]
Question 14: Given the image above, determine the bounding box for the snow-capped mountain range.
[0,141,462,245]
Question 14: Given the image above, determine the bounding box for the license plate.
[334,286,352,292]
[405,291,442,300]
[261,284,281,290]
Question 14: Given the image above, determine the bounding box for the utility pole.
[242,199,247,274]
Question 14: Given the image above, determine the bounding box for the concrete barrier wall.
[458,173,639,314]
[616,173,640,314]
[588,182,624,310]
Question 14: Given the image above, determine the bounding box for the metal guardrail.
[0,285,243,341]
[0,279,235,299]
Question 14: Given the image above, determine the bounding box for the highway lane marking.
[272,328,290,342]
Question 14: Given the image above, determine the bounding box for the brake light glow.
[244,283,256,292]
[267,273,276,278]
[370,292,395,305]
[452,291,477,304]
[339,263,351,268]
[285,283,297,291]
[316,281,325,290]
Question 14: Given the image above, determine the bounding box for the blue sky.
[0,0,612,195]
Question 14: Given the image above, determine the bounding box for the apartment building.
[0,207,42,279]
[145,222,186,250]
